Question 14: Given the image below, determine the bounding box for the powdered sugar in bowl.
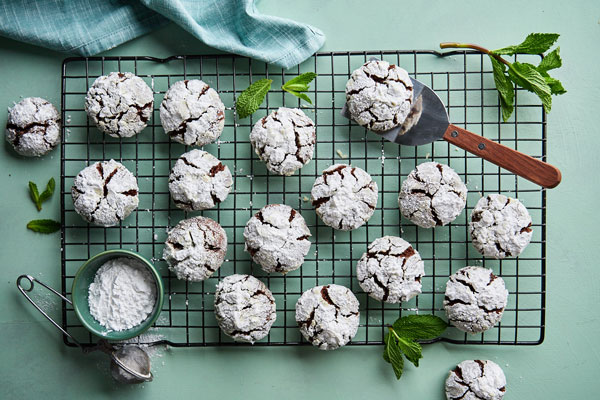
[71,250,164,340]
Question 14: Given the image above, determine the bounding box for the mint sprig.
[441,33,566,121]
[235,78,273,119]
[27,219,61,233]
[282,72,317,104]
[383,314,447,380]
[29,177,55,211]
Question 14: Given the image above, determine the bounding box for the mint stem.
[440,42,511,67]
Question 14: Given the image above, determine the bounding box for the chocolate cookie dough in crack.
[244,204,311,274]
[85,72,153,138]
[71,160,139,227]
[346,59,413,132]
[6,97,60,157]
[295,284,360,350]
[444,266,508,334]
[470,194,533,259]
[160,80,225,146]
[356,236,424,303]
[168,149,233,211]
[398,162,467,228]
[214,274,276,343]
[311,164,378,231]
[163,216,227,282]
[445,359,507,400]
[250,107,316,176]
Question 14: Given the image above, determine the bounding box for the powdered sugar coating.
[71,160,139,227]
[160,80,225,146]
[445,359,506,400]
[244,204,311,274]
[346,60,413,132]
[399,162,468,228]
[357,236,424,303]
[250,107,316,175]
[85,72,153,138]
[163,216,227,282]
[6,97,60,157]
[311,164,378,230]
[444,267,508,334]
[168,149,232,211]
[470,194,532,259]
[296,284,360,350]
[214,274,276,343]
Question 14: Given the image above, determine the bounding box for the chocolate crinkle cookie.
[296,284,360,350]
[470,194,533,259]
[445,360,506,400]
[168,149,232,211]
[444,267,508,334]
[6,97,60,157]
[160,80,225,146]
[356,236,424,303]
[71,160,139,227]
[250,107,316,175]
[311,164,378,230]
[214,274,276,343]
[163,216,227,282]
[346,59,413,132]
[399,162,468,228]
[85,72,154,138]
[244,204,311,274]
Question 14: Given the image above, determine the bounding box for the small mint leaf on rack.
[489,57,515,122]
[537,47,562,73]
[396,337,422,367]
[508,62,553,112]
[383,331,404,379]
[39,177,56,204]
[29,181,41,211]
[235,78,273,119]
[493,33,560,55]
[27,219,61,233]
[282,72,317,104]
[392,314,448,340]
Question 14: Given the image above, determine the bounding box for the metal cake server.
[342,76,562,188]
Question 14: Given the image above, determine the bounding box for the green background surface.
[1,0,598,398]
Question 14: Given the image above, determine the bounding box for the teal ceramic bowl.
[71,250,164,341]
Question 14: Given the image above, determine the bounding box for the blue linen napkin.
[0,0,325,69]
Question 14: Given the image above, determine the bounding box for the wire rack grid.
[60,50,546,348]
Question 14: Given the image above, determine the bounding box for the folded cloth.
[0,0,325,69]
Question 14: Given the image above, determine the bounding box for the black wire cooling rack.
[60,50,546,347]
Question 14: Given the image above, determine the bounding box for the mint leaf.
[235,79,272,119]
[540,73,566,95]
[282,72,317,104]
[397,337,422,367]
[490,57,515,122]
[27,219,61,233]
[538,47,562,72]
[29,181,41,211]
[493,33,560,55]
[508,61,553,112]
[392,314,448,340]
[384,331,404,379]
[39,177,56,204]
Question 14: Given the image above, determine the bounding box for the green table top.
[1,0,598,398]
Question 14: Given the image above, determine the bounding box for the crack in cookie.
[71,160,139,227]
[163,216,227,282]
[214,274,276,343]
[160,79,225,146]
[6,97,60,157]
[295,284,359,350]
[244,204,311,274]
[311,164,378,231]
[250,107,316,176]
[444,267,508,334]
[168,149,232,211]
[470,194,533,259]
[357,236,424,303]
[346,59,413,132]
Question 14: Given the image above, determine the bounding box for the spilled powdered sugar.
[88,257,157,332]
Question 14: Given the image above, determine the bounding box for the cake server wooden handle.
[443,124,562,188]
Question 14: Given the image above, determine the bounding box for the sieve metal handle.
[16,274,82,348]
